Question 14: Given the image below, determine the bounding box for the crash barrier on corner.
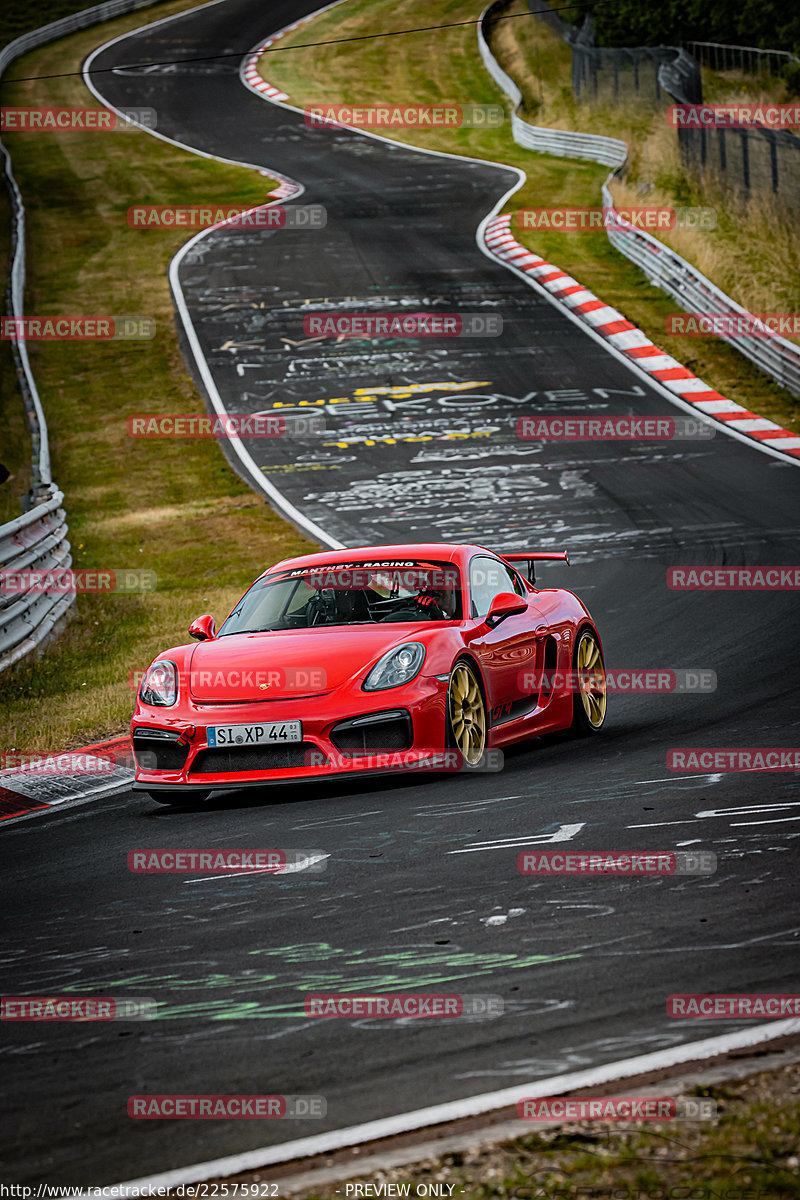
[687,41,800,79]
[0,0,164,673]
[599,177,800,398]
[509,112,626,167]
[478,2,800,399]
[0,489,73,673]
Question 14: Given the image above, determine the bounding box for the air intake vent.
[190,744,324,774]
[132,730,189,772]
[330,709,413,756]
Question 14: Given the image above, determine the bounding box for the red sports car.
[131,543,606,804]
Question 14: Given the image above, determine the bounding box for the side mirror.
[188,614,216,641]
[485,591,527,627]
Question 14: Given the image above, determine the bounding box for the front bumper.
[131,677,447,792]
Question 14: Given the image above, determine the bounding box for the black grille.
[330,710,412,756]
[190,743,324,774]
[132,733,190,772]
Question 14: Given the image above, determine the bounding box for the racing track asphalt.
[1,0,799,1184]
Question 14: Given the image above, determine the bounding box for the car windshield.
[218,560,462,635]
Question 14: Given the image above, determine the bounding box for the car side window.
[469,556,524,617]
[507,566,526,596]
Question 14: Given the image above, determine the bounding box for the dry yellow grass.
[491,0,800,327]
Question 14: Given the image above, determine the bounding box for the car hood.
[188,626,428,703]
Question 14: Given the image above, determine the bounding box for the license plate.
[207,721,302,747]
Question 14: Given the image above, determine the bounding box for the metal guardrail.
[477,6,523,108]
[478,6,626,164]
[0,0,163,673]
[599,177,800,397]
[510,110,626,166]
[0,488,74,672]
[478,2,800,399]
[687,41,800,77]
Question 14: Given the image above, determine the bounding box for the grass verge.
[491,0,800,324]
[259,0,800,434]
[0,0,316,753]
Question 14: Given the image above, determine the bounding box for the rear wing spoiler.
[500,551,569,587]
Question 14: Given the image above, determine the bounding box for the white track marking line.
[697,802,800,817]
[628,820,704,828]
[449,823,585,854]
[632,774,723,784]
[183,853,330,882]
[631,800,800,830]
[95,1019,800,1194]
[731,816,800,827]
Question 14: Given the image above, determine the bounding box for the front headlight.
[363,642,426,691]
[139,660,178,706]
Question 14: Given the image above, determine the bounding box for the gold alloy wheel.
[577,629,607,728]
[448,662,487,765]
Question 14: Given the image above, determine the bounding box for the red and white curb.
[241,2,347,122]
[239,34,308,200]
[0,736,133,823]
[241,14,311,106]
[484,214,800,458]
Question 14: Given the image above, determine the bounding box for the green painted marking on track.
[57,943,582,1019]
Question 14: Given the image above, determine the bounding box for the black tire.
[146,791,208,806]
[570,626,607,735]
[445,659,487,766]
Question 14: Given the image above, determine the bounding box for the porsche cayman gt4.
[131,542,606,804]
